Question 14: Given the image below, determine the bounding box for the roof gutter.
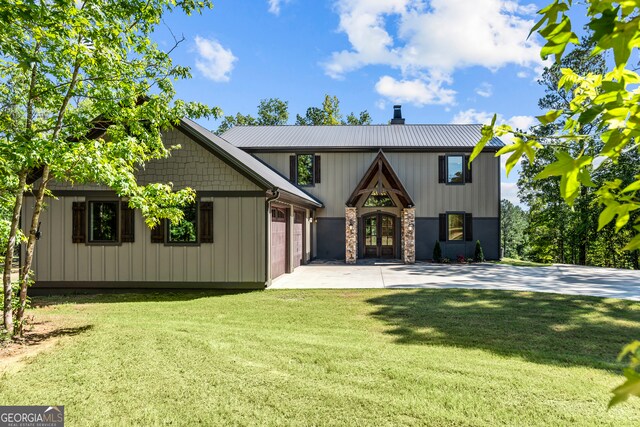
[264,188,280,287]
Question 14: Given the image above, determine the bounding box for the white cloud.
[451,109,535,174]
[450,108,495,125]
[501,182,523,206]
[375,75,456,106]
[475,82,493,98]
[325,0,543,105]
[451,109,535,131]
[194,36,237,82]
[516,70,529,78]
[375,99,387,110]
[267,0,290,15]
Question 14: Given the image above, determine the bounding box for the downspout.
[264,188,280,287]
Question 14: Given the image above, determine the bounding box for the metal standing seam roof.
[179,118,323,207]
[221,124,504,149]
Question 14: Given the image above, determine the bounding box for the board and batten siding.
[27,128,267,288]
[254,151,500,218]
[25,196,266,286]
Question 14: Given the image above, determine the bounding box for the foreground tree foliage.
[518,33,640,267]
[472,0,640,407]
[0,0,219,337]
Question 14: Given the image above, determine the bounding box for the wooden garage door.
[293,210,304,269]
[271,208,287,279]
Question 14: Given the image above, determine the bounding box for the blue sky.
[156,0,591,206]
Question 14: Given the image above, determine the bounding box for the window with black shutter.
[72,202,86,243]
[439,154,472,184]
[289,154,317,186]
[314,155,321,184]
[121,203,135,243]
[438,214,446,241]
[439,212,473,241]
[465,213,473,241]
[150,220,165,243]
[199,202,214,243]
[168,202,198,244]
[88,201,119,243]
[464,155,473,183]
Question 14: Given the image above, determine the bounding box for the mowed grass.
[1,289,640,426]
[494,257,552,267]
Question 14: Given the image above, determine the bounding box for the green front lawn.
[1,289,640,425]
[495,257,552,267]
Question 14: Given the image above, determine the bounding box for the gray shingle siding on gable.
[221,124,504,150]
[180,119,323,207]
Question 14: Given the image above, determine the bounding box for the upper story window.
[89,201,119,243]
[447,155,464,184]
[168,202,198,244]
[290,154,321,186]
[296,154,314,186]
[438,155,472,184]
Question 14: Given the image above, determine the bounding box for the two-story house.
[24,106,502,291]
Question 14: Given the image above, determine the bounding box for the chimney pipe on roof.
[390,105,405,124]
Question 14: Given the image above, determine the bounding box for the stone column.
[402,208,415,264]
[345,207,358,264]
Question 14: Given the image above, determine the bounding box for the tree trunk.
[2,170,28,335]
[15,57,80,336]
[16,166,50,336]
[578,186,588,265]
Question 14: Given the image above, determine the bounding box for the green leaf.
[621,180,640,193]
[536,109,563,125]
[598,204,620,231]
[470,114,497,164]
[535,151,592,205]
[609,372,640,408]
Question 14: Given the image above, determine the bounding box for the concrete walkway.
[270,261,640,301]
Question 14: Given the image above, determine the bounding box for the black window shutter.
[314,155,321,184]
[439,214,447,241]
[438,156,446,183]
[150,220,165,243]
[464,155,472,183]
[289,155,296,183]
[199,202,214,243]
[72,201,86,243]
[121,203,135,243]
[465,213,473,241]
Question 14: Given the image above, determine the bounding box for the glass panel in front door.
[365,217,377,246]
[381,215,393,246]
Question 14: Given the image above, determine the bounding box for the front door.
[363,214,395,258]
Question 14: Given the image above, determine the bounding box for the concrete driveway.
[270,261,640,301]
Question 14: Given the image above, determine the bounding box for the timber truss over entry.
[346,150,415,209]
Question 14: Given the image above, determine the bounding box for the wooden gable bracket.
[345,150,415,208]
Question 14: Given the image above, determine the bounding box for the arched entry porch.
[345,150,415,264]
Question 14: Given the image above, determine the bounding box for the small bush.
[441,257,450,264]
[457,255,466,263]
[474,240,485,262]
[433,240,442,262]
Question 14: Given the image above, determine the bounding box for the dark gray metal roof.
[221,124,504,150]
[179,119,323,207]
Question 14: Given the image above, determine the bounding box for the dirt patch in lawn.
[0,320,92,373]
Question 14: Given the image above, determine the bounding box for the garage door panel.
[271,208,287,279]
[293,223,303,269]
